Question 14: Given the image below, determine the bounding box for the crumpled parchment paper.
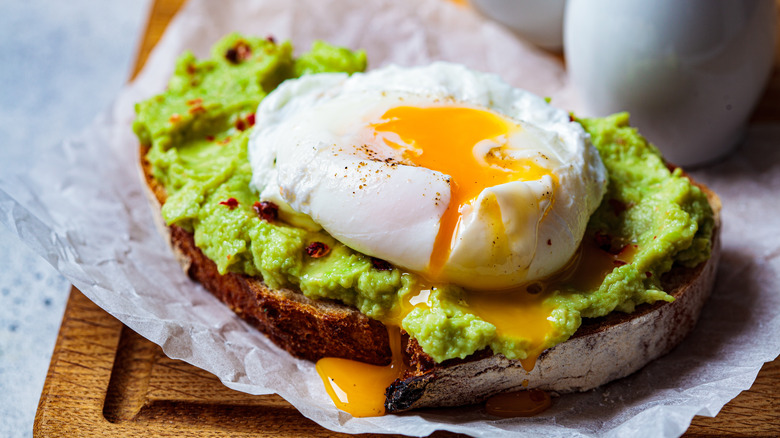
[1,0,778,436]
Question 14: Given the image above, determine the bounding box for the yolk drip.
[373,106,552,278]
[315,327,406,417]
[385,284,432,327]
[314,238,640,417]
[464,287,555,372]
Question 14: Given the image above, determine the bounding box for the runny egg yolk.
[464,288,554,372]
[316,327,406,417]
[372,106,553,279]
[316,107,612,417]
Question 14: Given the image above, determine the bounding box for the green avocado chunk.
[134,34,713,363]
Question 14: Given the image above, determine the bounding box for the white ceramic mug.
[565,0,776,166]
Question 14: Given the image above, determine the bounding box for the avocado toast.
[134,34,719,414]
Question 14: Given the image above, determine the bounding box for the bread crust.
[140,145,721,412]
[140,146,391,365]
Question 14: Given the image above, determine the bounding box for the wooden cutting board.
[34,0,780,436]
[32,288,780,437]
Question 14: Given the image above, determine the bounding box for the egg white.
[248,63,607,290]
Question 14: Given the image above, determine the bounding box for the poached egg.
[248,63,607,290]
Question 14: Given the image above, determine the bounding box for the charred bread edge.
[140,145,721,413]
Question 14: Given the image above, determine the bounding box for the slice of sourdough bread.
[141,145,721,413]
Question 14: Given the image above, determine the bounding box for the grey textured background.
[0,1,150,436]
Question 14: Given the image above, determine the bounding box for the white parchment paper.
[2,0,779,436]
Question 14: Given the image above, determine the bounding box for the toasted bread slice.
[141,145,721,413]
[387,197,720,410]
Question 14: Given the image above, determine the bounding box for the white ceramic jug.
[565,0,776,166]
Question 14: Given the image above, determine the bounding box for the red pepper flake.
[225,41,252,64]
[306,242,330,258]
[266,35,276,44]
[225,48,239,63]
[613,260,627,267]
[218,198,239,210]
[370,257,392,271]
[547,239,552,246]
[645,271,653,278]
[219,136,232,145]
[169,113,181,123]
[205,135,215,142]
[186,98,203,106]
[186,64,197,74]
[189,105,205,115]
[236,114,256,131]
[568,114,575,122]
[253,201,278,222]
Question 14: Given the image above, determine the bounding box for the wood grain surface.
[34,0,780,436]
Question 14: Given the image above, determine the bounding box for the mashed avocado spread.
[134,34,714,363]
